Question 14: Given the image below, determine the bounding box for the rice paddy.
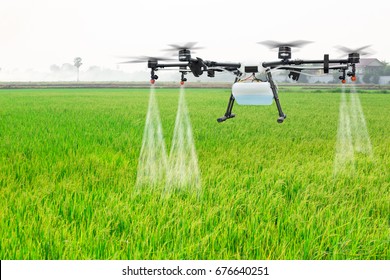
[0,87,388,259]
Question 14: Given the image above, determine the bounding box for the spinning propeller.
[334,45,373,57]
[118,56,174,64]
[258,40,313,49]
[162,42,203,51]
[163,42,204,62]
[258,40,313,59]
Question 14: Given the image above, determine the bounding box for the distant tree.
[61,63,75,72]
[372,75,380,84]
[380,60,388,72]
[50,64,60,72]
[74,57,83,82]
[383,65,390,76]
[87,65,100,72]
[363,73,373,84]
[368,65,385,84]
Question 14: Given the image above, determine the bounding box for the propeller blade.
[334,45,374,56]
[119,60,141,64]
[258,40,313,49]
[258,40,283,48]
[118,56,174,64]
[162,42,204,51]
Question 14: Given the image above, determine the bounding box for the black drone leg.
[217,93,236,123]
[218,77,239,123]
[266,70,287,123]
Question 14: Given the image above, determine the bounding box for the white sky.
[0,0,389,73]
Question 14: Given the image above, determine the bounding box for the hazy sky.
[1,0,389,74]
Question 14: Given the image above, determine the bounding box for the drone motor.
[179,49,191,61]
[278,46,292,60]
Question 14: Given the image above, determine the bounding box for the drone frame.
[143,46,360,123]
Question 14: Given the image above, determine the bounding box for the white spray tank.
[232,81,274,105]
[233,61,273,105]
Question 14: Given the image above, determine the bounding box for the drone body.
[121,41,367,123]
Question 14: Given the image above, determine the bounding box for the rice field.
[0,87,389,259]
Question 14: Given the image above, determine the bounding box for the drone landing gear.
[266,70,287,123]
[218,77,239,123]
[217,93,236,122]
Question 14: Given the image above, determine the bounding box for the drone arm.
[152,61,241,71]
[153,62,190,68]
[204,61,242,78]
[206,61,241,68]
[262,54,359,82]
[262,58,351,68]
[149,60,242,80]
[275,64,349,71]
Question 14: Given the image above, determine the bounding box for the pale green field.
[0,88,388,259]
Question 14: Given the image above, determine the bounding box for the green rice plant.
[0,88,388,259]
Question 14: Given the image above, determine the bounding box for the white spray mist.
[166,86,201,192]
[136,85,168,187]
[334,84,373,176]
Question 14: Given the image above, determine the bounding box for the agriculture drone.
[121,41,369,123]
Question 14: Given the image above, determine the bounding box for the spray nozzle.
[339,69,346,83]
[348,70,357,82]
[150,69,158,83]
[180,71,187,85]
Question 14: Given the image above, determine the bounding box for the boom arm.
[148,59,242,82]
[262,53,360,82]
